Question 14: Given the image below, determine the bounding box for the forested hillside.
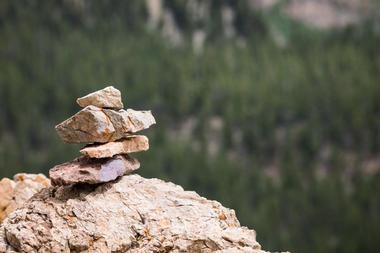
[0,1,379,252]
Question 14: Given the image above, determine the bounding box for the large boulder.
[0,175,271,253]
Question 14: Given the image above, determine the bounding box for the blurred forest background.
[0,0,380,252]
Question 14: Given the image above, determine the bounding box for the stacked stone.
[49,86,156,186]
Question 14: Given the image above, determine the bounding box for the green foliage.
[0,1,379,253]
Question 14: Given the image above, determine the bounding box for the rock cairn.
[0,86,288,252]
[50,86,155,186]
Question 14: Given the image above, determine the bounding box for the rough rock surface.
[55,106,156,143]
[76,86,124,109]
[0,174,50,223]
[0,175,271,253]
[0,179,14,222]
[80,135,149,158]
[49,155,140,186]
[102,108,156,135]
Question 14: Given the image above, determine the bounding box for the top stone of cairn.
[76,86,124,109]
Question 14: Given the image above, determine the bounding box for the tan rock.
[0,174,275,252]
[76,86,124,109]
[55,105,156,143]
[0,179,15,222]
[0,174,50,223]
[49,155,140,186]
[80,135,149,158]
[103,108,156,134]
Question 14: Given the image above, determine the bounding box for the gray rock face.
[49,155,140,186]
[55,106,156,144]
[0,175,271,253]
[80,135,149,158]
[76,86,124,109]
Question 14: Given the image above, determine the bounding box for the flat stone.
[80,135,149,158]
[102,108,156,134]
[49,155,140,186]
[76,86,124,109]
[55,106,156,143]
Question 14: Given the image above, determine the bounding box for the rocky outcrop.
[0,175,271,253]
[0,174,50,223]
